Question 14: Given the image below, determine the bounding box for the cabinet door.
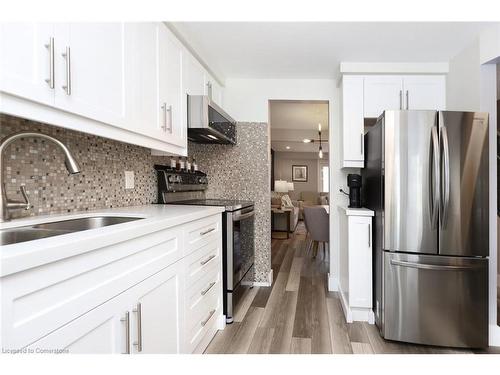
[205,73,223,106]
[342,75,364,167]
[182,52,205,96]
[158,25,186,148]
[0,23,55,106]
[363,75,403,118]
[54,23,127,128]
[124,22,159,137]
[130,262,185,354]
[402,75,446,110]
[348,216,372,309]
[27,292,129,354]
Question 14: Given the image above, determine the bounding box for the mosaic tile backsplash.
[0,114,170,219]
[189,122,272,284]
[1,114,271,284]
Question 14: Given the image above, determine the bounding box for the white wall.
[224,78,347,290]
[446,39,481,111]
[274,151,322,199]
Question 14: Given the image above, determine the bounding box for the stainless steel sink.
[0,216,143,246]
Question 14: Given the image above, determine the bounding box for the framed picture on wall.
[292,165,308,182]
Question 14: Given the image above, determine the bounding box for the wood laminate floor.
[205,223,500,354]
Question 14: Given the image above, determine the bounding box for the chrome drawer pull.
[200,227,215,236]
[201,309,216,326]
[200,254,216,265]
[61,46,71,95]
[120,311,130,354]
[201,281,216,296]
[44,37,55,89]
[133,303,142,352]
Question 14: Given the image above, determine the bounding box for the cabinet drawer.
[186,263,220,318]
[183,214,221,255]
[184,239,221,286]
[1,226,182,350]
[186,279,221,352]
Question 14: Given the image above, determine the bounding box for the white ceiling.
[171,22,491,80]
[270,101,329,129]
[270,100,328,153]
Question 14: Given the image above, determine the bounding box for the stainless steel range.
[155,165,255,323]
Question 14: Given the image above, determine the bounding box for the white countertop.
[0,204,224,277]
[338,206,375,217]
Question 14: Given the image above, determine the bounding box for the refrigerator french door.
[364,110,489,348]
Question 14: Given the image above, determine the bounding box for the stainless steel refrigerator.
[362,110,489,348]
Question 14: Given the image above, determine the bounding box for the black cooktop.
[167,199,253,212]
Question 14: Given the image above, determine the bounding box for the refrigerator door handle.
[440,126,451,229]
[390,259,481,271]
[429,126,440,229]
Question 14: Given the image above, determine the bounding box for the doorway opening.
[268,99,330,268]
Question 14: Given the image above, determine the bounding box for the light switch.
[124,171,135,189]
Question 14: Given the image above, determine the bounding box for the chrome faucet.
[0,132,81,222]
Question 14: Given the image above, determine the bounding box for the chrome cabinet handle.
[61,47,71,95]
[201,309,216,326]
[201,281,216,296]
[44,37,55,89]
[120,311,130,354]
[399,90,403,110]
[405,90,409,109]
[441,126,450,229]
[367,223,371,247]
[133,303,142,352]
[207,81,212,99]
[200,254,216,266]
[200,227,215,236]
[360,133,364,155]
[390,259,481,271]
[161,103,172,132]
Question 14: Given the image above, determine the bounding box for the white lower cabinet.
[1,213,223,354]
[338,207,374,324]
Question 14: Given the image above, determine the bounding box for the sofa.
[295,191,329,220]
[271,193,300,233]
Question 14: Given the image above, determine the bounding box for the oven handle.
[232,210,255,222]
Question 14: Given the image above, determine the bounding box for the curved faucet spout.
[0,131,81,222]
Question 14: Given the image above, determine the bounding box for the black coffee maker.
[347,174,362,208]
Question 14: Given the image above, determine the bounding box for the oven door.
[227,206,255,291]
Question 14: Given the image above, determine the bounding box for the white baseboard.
[327,273,338,291]
[253,269,273,287]
[339,287,374,324]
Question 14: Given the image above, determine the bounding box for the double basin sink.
[0,216,144,246]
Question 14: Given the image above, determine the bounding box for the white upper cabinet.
[342,73,446,168]
[158,25,186,149]
[363,75,403,118]
[342,75,365,168]
[401,75,446,110]
[205,73,223,107]
[53,23,127,128]
[1,22,224,156]
[123,23,159,136]
[363,75,446,118]
[182,52,206,96]
[0,23,55,106]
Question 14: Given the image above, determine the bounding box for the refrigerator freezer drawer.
[383,252,488,348]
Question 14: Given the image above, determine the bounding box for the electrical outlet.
[124,171,135,189]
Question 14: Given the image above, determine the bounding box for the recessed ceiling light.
[286,146,290,149]
[207,134,218,140]
[303,139,312,143]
